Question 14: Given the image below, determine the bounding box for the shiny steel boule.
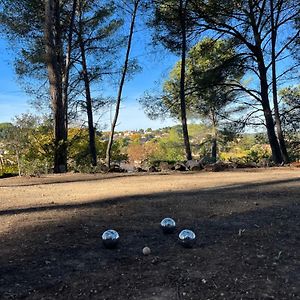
[102,229,119,249]
[160,217,176,234]
[178,229,196,248]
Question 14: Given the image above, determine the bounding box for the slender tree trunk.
[211,111,217,163]
[79,44,97,166]
[45,0,67,173]
[270,0,289,163]
[248,8,283,164]
[62,0,77,145]
[211,138,217,163]
[0,157,3,174]
[106,1,139,168]
[179,0,192,160]
[16,149,21,176]
[257,55,283,164]
[78,7,97,166]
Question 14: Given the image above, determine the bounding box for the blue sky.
[0,40,33,122]
[0,26,179,131]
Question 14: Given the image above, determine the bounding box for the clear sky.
[0,40,33,122]
[0,24,179,131]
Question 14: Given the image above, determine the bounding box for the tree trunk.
[106,1,139,169]
[270,0,289,163]
[248,8,283,165]
[16,149,21,176]
[257,55,283,164]
[45,0,67,173]
[211,111,217,163]
[179,0,192,160]
[62,0,77,145]
[211,138,217,163]
[78,7,97,166]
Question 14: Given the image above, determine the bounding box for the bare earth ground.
[0,168,299,300]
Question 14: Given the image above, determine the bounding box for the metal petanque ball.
[160,217,176,234]
[178,229,196,248]
[102,229,119,249]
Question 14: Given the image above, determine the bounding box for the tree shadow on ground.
[0,177,299,299]
[0,176,299,217]
[0,172,173,188]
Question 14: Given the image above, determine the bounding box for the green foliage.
[219,135,272,164]
[150,0,197,54]
[0,164,19,178]
[141,38,245,162]
[0,0,50,82]
[0,117,131,176]
[68,128,127,172]
[123,123,260,165]
[2,116,295,176]
[286,135,300,162]
[155,127,185,161]
[74,0,124,81]
[0,114,54,176]
[280,85,300,133]
[0,123,13,139]
[141,38,244,124]
[124,126,185,164]
[279,85,300,161]
[162,38,244,119]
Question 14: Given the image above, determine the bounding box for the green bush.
[0,165,18,178]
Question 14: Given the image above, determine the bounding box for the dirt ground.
[0,168,299,299]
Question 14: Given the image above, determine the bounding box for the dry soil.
[0,168,299,299]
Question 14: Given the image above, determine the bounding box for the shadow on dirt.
[0,172,173,188]
[0,177,299,299]
[0,176,299,217]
